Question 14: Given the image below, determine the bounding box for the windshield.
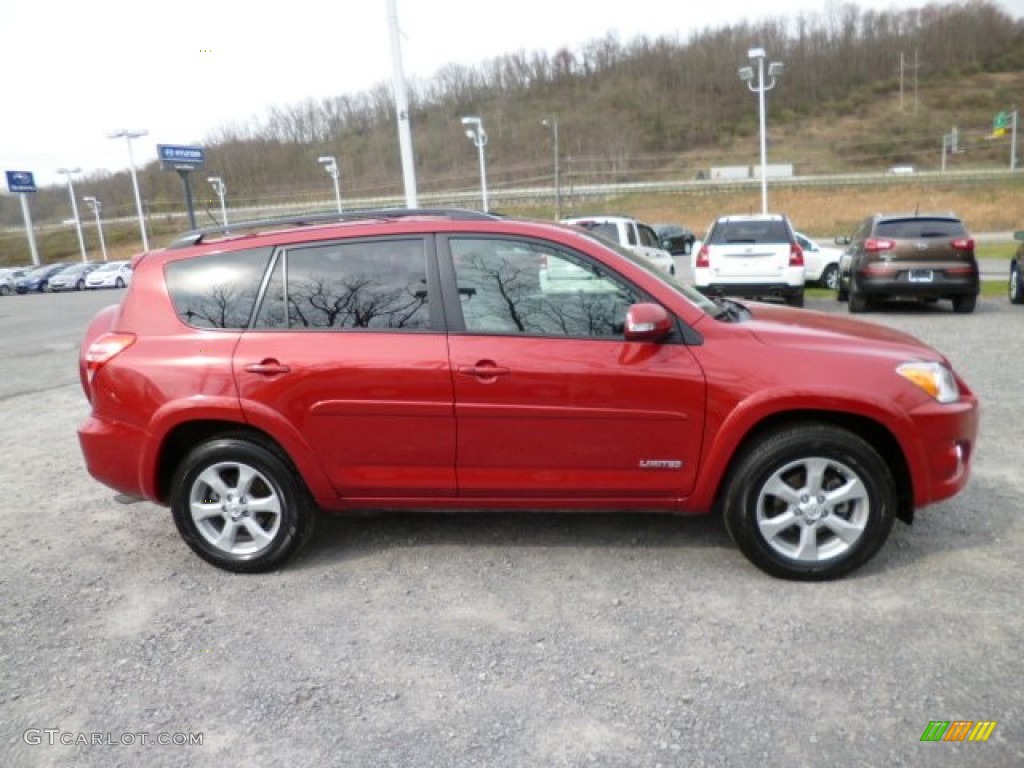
[568,227,718,314]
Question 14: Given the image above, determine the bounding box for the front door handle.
[244,359,291,375]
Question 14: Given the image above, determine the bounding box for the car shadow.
[293,470,1013,579]
[299,509,732,566]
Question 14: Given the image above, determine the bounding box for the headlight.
[896,362,960,403]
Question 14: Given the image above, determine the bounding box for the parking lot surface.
[1,288,1021,767]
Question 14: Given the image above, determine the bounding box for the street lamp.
[461,116,489,212]
[739,47,784,214]
[542,117,561,219]
[207,176,228,226]
[108,129,150,252]
[82,196,108,262]
[56,167,88,263]
[317,156,343,213]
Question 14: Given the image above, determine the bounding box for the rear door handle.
[457,363,510,379]
[244,359,291,375]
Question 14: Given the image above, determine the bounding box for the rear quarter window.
[165,248,273,329]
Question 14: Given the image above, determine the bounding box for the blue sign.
[157,144,205,170]
[5,170,37,193]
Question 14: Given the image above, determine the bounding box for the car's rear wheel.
[0,285,9,296]
[848,285,868,313]
[723,424,897,581]
[1009,265,1023,305]
[115,277,125,289]
[170,437,318,572]
[786,290,804,308]
[820,264,839,291]
[76,279,85,291]
[951,294,977,313]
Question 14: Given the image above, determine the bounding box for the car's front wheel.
[170,436,318,572]
[1009,264,1023,305]
[723,424,897,580]
[115,277,125,289]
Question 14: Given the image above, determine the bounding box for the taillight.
[695,244,710,268]
[789,243,804,267]
[951,237,974,251]
[85,332,136,385]
[865,238,895,252]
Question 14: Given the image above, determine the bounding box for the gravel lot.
[1,287,1021,768]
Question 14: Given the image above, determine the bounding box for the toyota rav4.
[78,209,978,580]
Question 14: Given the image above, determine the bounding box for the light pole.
[542,117,561,219]
[207,176,228,226]
[461,116,489,212]
[82,196,108,261]
[739,48,784,214]
[317,156,343,213]
[57,167,88,263]
[108,129,150,251]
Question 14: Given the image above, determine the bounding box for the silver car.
[85,260,133,289]
[49,263,100,292]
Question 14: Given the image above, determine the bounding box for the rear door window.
[253,238,431,331]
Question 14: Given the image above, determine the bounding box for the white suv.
[693,214,805,307]
[561,215,676,275]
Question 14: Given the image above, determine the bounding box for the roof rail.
[167,207,501,249]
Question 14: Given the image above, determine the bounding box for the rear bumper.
[856,268,979,297]
[696,282,803,299]
[78,416,151,501]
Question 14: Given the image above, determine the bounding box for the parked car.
[835,212,979,313]
[49,262,100,292]
[85,260,133,289]
[561,215,677,274]
[794,231,842,289]
[0,267,30,295]
[15,263,70,294]
[1009,230,1024,305]
[693,214,805,306]
[78,208,978,580]
[653,223,696,256]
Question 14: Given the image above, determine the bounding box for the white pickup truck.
[561,215,677,275]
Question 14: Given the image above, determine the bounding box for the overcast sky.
[2,0,1021,187]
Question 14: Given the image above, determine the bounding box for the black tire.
[115,277,125,289]
[0,285,10,296]
[76,279,85,291]
[1009,265,1023,305]
[848,285,868,313]
[786,290,804,308]
[819,264,839,291]
[722,424,897,581]
[951,293,977,314]
[170,436,318,572]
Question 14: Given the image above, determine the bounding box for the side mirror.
[624,303,673,341]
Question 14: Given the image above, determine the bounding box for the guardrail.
[2,167,1020,238]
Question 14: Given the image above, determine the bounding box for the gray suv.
[836,213,979,313]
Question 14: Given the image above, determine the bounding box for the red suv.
[78,209,979,580]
